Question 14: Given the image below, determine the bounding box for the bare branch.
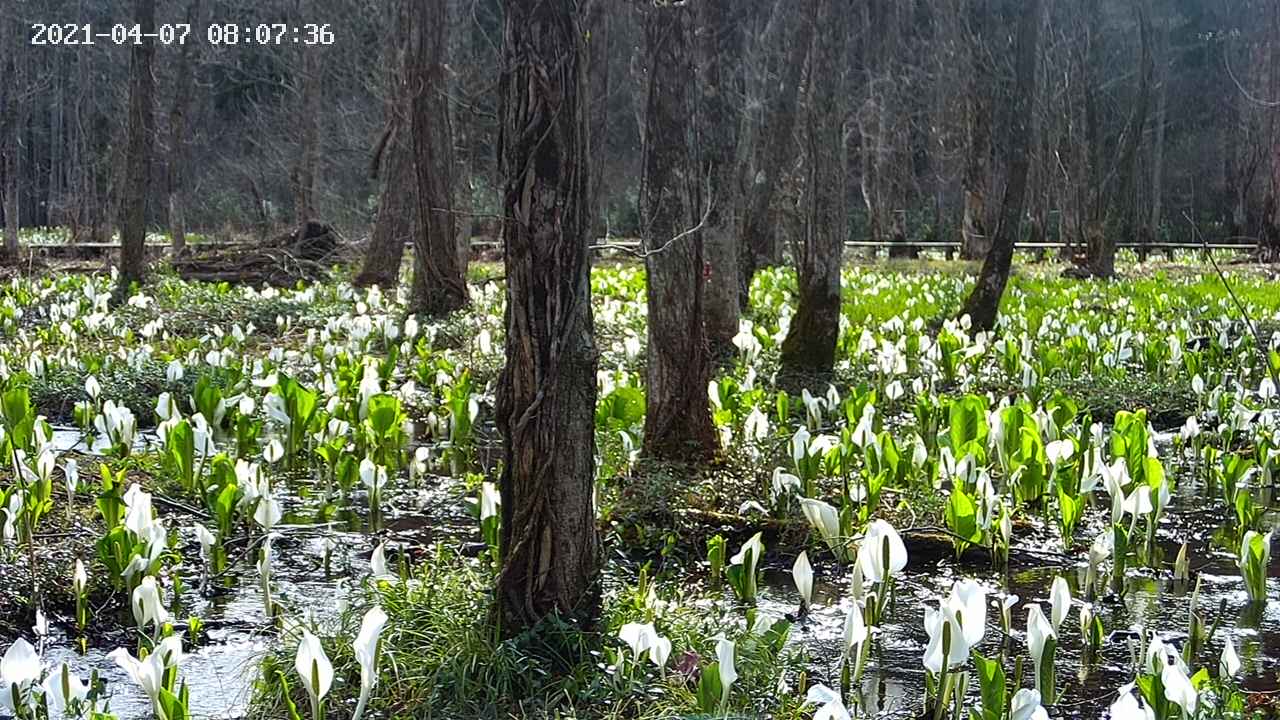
[588,171,713,258]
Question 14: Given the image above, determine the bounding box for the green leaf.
[972,652,1006,720]
[1056,486,1083,544]
[366,393,403,436]
[159,687,188,720]
[595,387,646,430]
[945,486,981,555]
[948,395,988,452]
[274,670,304,720]
[696,662,724,714]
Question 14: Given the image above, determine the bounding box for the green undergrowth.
[140,273,339,339]
[29,360,193,424]
[251,549,811,720]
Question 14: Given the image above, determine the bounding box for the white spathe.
[351,605,389,720]
[1049,576,1071,632]
[792,551,814,609]
[295,629,334,711]
[857,520,907,584]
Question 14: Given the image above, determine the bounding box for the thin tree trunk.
[292,51,320,227]
[960,0,993,260]
[1268,5,1280,259]
[49,58,63,228]
[117,0,157,296]
[1149,15,1169,244]
[1101,0,1153,275]
[495,0,600,633]
[959,0,1042,331]
[738,7,814,304]
[168,0,200,254]
[780,0,846,375]
[2,135,17,261]
[641,2,718,462]
[697,0,742,358]
[409,0,468,316]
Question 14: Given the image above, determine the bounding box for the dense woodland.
[2,0,1280,264]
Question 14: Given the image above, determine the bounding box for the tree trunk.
[495,0,600,633]
[168,0,201,254]
[117,0,157,296]
[697,0,743,358]
[356,131,414,288]
[2,13,23,261]
[408,0,468,316]
[1149,14,1169,255]
[356,2,413,289]
[960,0,993,260]
[738,7,814,304]
[780,0,846,375]
[641,2,719,462]
[291,51,320,227]
[1102,0,1153,274]
[586,0,612,238]
[959,0,1042,332]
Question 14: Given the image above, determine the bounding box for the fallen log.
[171,221,350,286]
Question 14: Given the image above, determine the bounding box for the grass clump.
[251,549,811,720]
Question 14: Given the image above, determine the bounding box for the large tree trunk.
[641,2,719,462]
[738,7,814,304]
[586,0,612,238]
[167,0,201,254]
[408,0,468,316]
[2,12,23,261]
[117,0,157,296]
[780,0,846,375]
[959,0,1042,331]
[494,0,600,634]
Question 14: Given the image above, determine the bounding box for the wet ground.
[7,427,477,720]
[754,439,1280,718]
[14,424,1280,719]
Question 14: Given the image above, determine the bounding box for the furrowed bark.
[697,0,743,358]
[640,1,719,462]
[356,0,414,289]
[409,0,469,315]
[495,0,601,634]
[779,0,846,376]
[117,0,157,296]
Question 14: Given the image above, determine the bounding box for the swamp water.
[19,428,1280,719]
[12,429,475,720]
